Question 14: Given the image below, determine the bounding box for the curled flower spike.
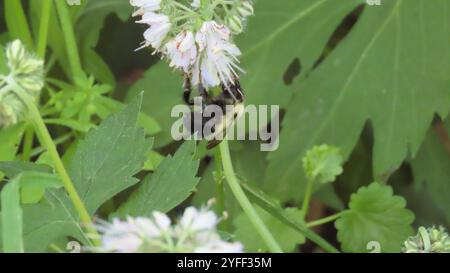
[0,40,44,128]
[403,226,450,253]
[92,206,243,253]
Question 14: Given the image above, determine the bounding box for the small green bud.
[237,1,254,18]
[0,94,25,128]
[228,15,243,34]
[6,40,26,71]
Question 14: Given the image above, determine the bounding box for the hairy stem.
[213,147,227,230]
[219,141,282,253]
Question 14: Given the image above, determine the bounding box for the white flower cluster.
[94,206,243,253]
[0,40,44,128]
[130,0,253,89]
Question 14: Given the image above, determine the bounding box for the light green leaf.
[17,172,62,204]
[266,0,450,201]
[69,94,151,213]
[335,183,414,253]
[1,178,23,253]
[143,151,165,171]
[117,141,200,217]
[234,207,305,252]
[302,145,343,184]
[411,119,450,223]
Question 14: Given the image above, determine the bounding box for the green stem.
[5,77,99,244]
[21,126,34,161]
[306,211,348,228]
[219,141,282,253]
[4,0,34,48]
[213,147,227,230]
[301,177,314,220]
[54,0,84,81]
[36,0,53,59]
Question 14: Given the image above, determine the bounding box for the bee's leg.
[198,84,212,111]
[183,75,194,105]
[233,80,245,102]
[198,84,210,100]
[207,139,223,150]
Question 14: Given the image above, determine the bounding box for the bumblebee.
[183,76,245,149]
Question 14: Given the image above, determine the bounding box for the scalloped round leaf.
[336,183,414,253]
[233,207,305,252]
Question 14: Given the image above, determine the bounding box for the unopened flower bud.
[6,40,26,71]
[0,94,24,128]
[237,1,254,18]
[228,16,243,34]
[0,40,44,128]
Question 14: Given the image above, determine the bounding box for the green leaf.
[0,161,53,179]
[238,0,361,107]
[75,0,132,84]
[234,207,305,252]
[18,172,62,204]
[143,150,165,171]
[0,96,151,252]
[21,190,88,252]
[69,94,151,213]
[1,178,23,253]
[0,124,25,179]
[335,183,414,253]
[266,0,450,201]
[126,62,184,147]
[117,141,200,217]
[411,119,450,223]
[302,145,343,184]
